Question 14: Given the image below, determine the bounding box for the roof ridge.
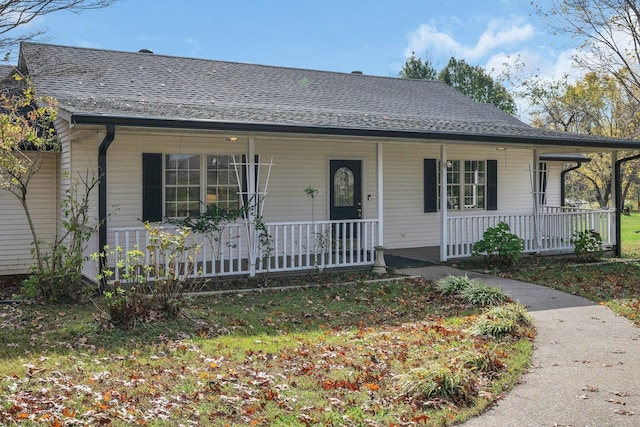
[21,41,444,84]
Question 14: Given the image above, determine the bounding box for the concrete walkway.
[398,265,640,427]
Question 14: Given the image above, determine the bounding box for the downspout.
[98,125,116,277]
[614,152,640,257]
[560,162,584,206]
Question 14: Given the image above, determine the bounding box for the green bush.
[96,224,203,328]
[572,229,603,262]
[472,222,524,266]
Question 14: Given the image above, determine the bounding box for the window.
[206,155,240,210]
[463,160,485,209]
[142,153,240,221]
[438,160,485,210]
[165,154,201,218]
[424,158,497,213]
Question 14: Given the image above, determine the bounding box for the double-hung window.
[424,158,497,213]
[142,153,240,221]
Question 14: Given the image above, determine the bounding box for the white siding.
[382,144,536,249]
[104,132,378,231]
[0,153,57,274]
[69,128,560,256]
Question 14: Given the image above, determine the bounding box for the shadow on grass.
[0,276,479,357]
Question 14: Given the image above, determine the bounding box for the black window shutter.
[142,153,163,222]
[424,159,438,213]
[486,159,498,211]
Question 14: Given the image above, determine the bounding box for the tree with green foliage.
[399,52,438,80]
[438,57,517,115]
[399,54,517,115]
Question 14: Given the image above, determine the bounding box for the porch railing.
[109,219,378,281]
[446,207,613,259]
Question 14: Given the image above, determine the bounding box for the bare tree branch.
[536,0,640,104]
[0,0,118,58]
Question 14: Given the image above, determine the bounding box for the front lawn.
[621,212,640,256]
[456,256,640,325]
[0,276,533,426]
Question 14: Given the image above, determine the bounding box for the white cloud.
[405,18,535,62]
[183,38,202,57]
[405,21,462,59]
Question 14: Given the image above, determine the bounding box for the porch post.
[376,142,384,246]
[440,145,448,262]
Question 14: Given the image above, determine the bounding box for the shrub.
[572,229,603,262]
[469,303,533,338]
[96,224,203,328]
[460,283,508,306]
[435,274,476,295]
[472,222,524,266]
[22,173,99,302]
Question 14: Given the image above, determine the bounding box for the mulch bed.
[0,270,406,300]
[0,275,27,300]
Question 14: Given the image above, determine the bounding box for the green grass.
[621,212,640,256]
[0,276,533,426]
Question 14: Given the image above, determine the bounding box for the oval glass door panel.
[334,167,354,207]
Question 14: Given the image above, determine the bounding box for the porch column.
[376,142,384,246]
[440,145,448,262]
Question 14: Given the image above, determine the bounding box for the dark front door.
[330,160,362,221]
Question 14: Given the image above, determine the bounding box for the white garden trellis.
[232,155,274,276]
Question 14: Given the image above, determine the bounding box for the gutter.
[614,153,640,257]
[98,125,116,277]
[70,114,640,150]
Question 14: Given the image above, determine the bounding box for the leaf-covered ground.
[0,277,533,426]
[454,256,640,325]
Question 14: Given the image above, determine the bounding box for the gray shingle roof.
[17,42,640,148]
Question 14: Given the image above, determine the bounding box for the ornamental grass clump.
[436,275,476,296]
[399,362,478,405]
[469,302,533,338]
[460,283,508,306]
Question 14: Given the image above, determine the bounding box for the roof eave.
[70,113,640,150]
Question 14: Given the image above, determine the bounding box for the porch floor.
[385,246,441,268]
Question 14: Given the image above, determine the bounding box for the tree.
[0,0,118,59]
[438,57,517,115]
[399,54,518,115]
[535,0,640,105]
[0,72,59,270]
[524,71,640,207]
[399,52,438,80]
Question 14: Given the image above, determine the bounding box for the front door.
[330,160,362,221]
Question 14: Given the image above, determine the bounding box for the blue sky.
[21,0,580,117]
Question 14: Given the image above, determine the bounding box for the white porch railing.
[446,207,613,259]
[109,219,378,281]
